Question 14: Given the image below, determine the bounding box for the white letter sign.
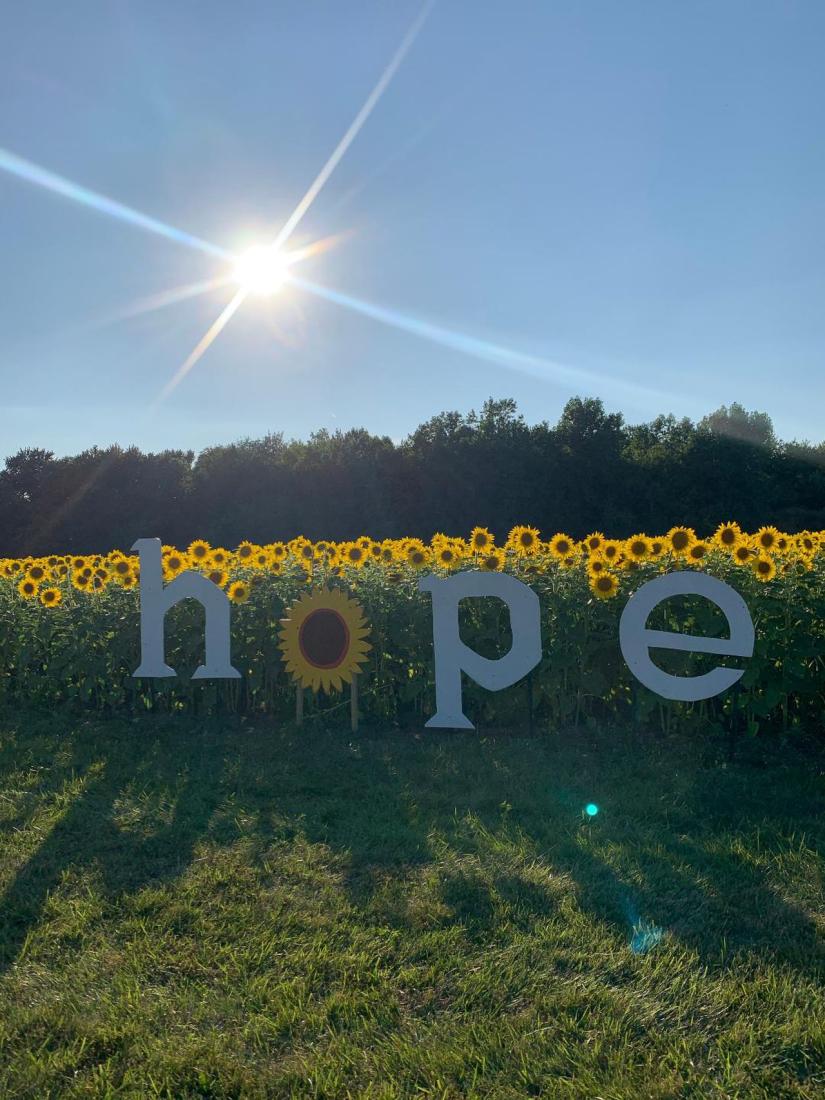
[131,538,241,679]
[619,571,754,702]
[419,571,542,729]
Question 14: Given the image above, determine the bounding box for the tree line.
[2,397,824,556]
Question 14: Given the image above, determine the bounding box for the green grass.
[0,711,822,1098]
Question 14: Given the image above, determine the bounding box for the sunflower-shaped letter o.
[278,588,371,693]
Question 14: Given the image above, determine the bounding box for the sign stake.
[351,673,359,733]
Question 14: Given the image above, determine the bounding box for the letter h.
[131,538,241,679]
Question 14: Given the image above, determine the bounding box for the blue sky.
[1,1,824,457]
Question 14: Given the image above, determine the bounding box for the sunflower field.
[2,522,825,737]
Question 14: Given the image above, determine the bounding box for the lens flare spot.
[585,803,599,817]
[630,920,664,954]
[232,245,289,296]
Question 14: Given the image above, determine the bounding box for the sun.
[232,244,289,296]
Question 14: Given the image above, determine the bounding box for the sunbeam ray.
[0,147,231,260]
[285,231,353,266]
[288,275,676,405]
[99,276,233,326]
[271,0,434,252]
[155,289,247,404]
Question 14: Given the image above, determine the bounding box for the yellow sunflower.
[162,551,187,580]
[686,540,710,566]
[587,556,609,577]
[732,542,754,566]
[479,549,504,572]
[228,580,251,604]
[188,539,211,563]
[584,532,605,554]
[39,586,62,608]
[405,542,430,569]
[754,526,780,553]
[278,588,371,693]
[507,525,541,556]
[590,573,619,600]
[752,555,776,583]
[625,534,651,562]
[666,526,696,556]
[713,521,741,551]
[341,542,367,569]
[251,549,272,571]
[470,526,493,552]
[435,542,464,570]
[297,541,316,565]
[796,532,818,556]
[17,577,39,600]
[548,533,575,559]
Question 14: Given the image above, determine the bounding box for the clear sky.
[1,1,824,457]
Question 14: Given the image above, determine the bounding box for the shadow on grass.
[0,715,227,972]
[222,724,825,978]
[260,728,825,978]
[0,712,822,981]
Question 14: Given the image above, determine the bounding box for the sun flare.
[232,244,290,296]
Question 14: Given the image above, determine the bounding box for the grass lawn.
[0,710,822,1098]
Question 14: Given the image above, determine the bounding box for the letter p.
[419,571,542,729]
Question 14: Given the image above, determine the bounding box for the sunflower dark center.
[299,609,350,669]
